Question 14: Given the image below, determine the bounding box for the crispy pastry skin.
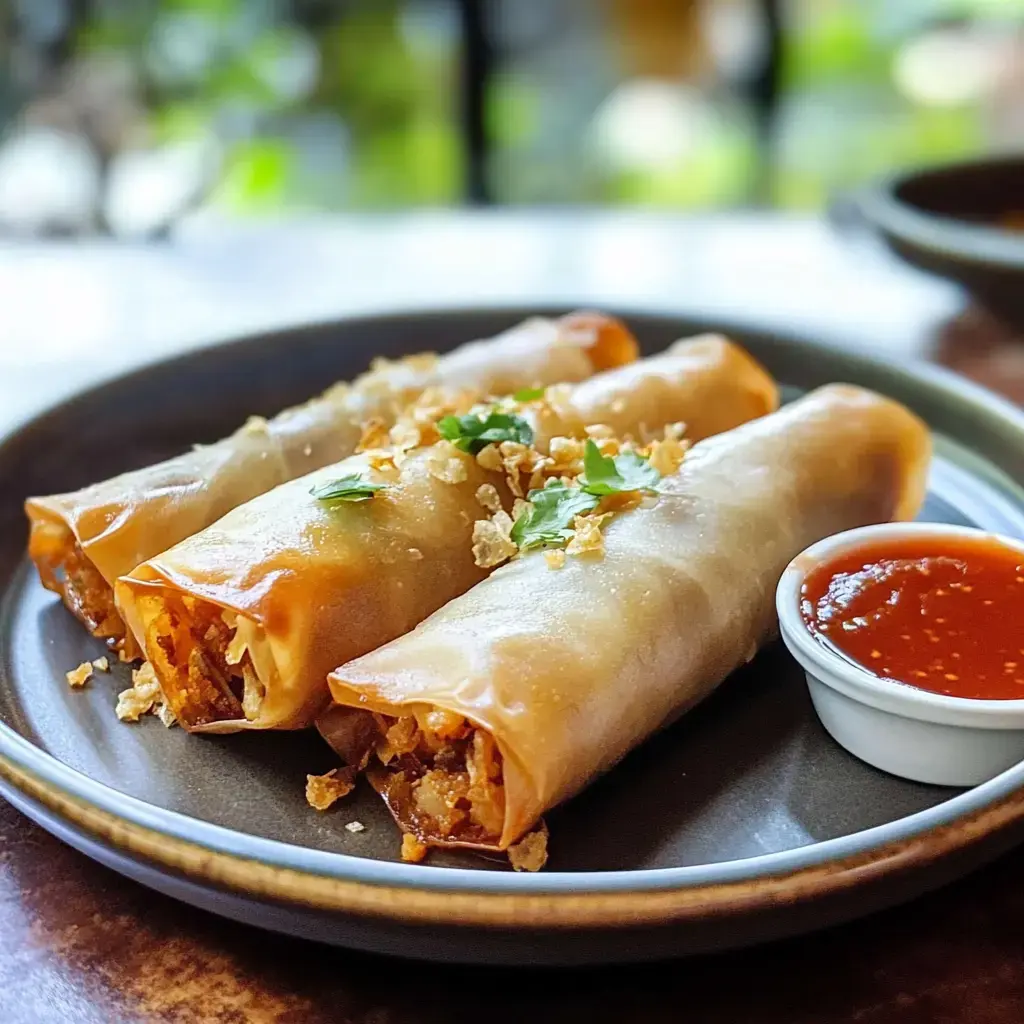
[27,313,637,652]
[322,385,931,854]
[116,337,778,732]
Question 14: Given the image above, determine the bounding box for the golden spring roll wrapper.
[26,312,638,647]
[536,333,777,444]
[116,337,778,732]
[119,447,500,731]
[325,385,932,850]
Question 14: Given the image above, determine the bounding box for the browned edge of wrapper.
[564,311,640,371]
[24,501,131,647]
[2,745,1022,931]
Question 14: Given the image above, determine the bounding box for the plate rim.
[5,305,1024,929]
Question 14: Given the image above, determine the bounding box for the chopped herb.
[311,475,388,503]
[510,481,600,552]
[437,410,534,454]
[580,439,660,495]
[513,386,546,402]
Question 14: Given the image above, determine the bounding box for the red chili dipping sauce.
[801,535,1024,700]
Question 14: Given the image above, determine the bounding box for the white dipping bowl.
[777,522,1024,787]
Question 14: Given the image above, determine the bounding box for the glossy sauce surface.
[802,535,1024,700]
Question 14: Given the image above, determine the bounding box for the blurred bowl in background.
[849,155,1024,328]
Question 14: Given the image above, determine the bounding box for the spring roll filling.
[144,593,254,727]
[319,706,506,847]
[32,527,125,641]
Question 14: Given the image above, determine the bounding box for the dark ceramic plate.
[852,155,1024,325]
[3,309,1024,966]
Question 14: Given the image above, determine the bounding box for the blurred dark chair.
[455,0,783,206]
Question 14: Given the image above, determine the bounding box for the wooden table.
[2,213,1023,1023]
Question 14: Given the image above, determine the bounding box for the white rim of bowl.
[776,522,1024,729]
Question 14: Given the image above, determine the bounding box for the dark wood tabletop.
[3,214,1024,1024]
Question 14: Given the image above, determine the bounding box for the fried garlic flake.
[475,482,503,513]
[498,441,535,497]
[544,550,566,570]
[65,662,93,688]
[508,828,549,872]
[472,511,517,568]
[547,436,585,474]
[424,441,469,484]
[565,513,611,557]
[91,656,110,673]
[475,443,503,472]
[647,422,690,476]
[116,661,176,726]
[305,769,355,812]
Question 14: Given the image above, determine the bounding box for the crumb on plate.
[65,662,93,688]
[401,833,428,863]
[116,661,176,727]
[305,768,355,811]
[508,827,549,873]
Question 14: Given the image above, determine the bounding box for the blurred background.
[2,0,1023,240]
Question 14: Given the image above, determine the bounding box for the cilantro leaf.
[311,475,388,503]
[580,439,660,495]
[510,481,600,552]
[437,410,534,454]
[513,386,545,402]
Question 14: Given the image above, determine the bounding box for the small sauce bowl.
[777,522,1024,787]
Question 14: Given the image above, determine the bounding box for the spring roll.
[27,312,637,652]
[116,336,778,732]
[319,385,930,864]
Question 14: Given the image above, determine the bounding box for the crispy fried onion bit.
[470,420,689,571]
[315,705,548,871]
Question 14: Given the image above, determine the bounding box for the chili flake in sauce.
[801,535,1024,700]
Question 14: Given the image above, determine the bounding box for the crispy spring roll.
[320,385,930,861]
[115,336,778,732]
[27,312,637,651]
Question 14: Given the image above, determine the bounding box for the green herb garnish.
[509,481,600,552]
[579,439,661,495]
[513,386,546,402]
[311,475,388,503]
[437,410,534,454]
[509,441,661,553]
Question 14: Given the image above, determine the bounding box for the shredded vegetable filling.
[35,535,123,641]
[321,707,506,847]
[145,595,254,727]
